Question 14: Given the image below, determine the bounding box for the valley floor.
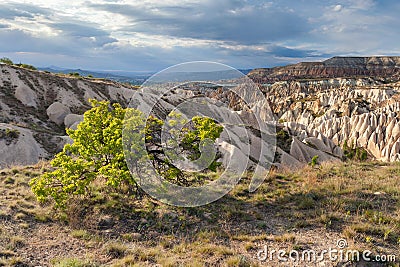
[0,161,399,266]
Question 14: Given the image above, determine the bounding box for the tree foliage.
[30,100,224,206]
[30,100,131,206]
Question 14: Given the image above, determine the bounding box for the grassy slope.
[0,161,399,266]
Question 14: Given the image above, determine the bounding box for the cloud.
[310,0,400,55]
[88,0,310,45]
[332,5,342,12]
[0,2,51,19]
[0,0,399,71]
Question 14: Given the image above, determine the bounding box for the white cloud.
[332,4,342,12]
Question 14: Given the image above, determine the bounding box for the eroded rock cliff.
[1,57,399,168]
[0,64,135,167]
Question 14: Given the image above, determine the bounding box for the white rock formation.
[15,85,37,107]
[64,114,84,130]
[46,102,71,126]
[0,124,48,167]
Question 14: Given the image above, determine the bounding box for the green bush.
[343,140,368,161]
[0,57,13,65]
[69,72,81,77]
[16,63,37,70]
[309,155,319,167]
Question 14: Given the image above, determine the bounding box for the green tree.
[30,100,224,206]
[180,116,223,171]
[30,100,131,206]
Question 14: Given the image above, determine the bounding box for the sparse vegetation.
[69,72,81,77]
[53,258,98,267]
[15,63,37,70]
[1,160,399,265]
[0,57,37,70]
[0,128,20,145]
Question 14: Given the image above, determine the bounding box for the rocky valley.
[1,57,399,169]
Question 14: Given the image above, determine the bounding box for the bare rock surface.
[0,123,48,167]
[46,102,71,125]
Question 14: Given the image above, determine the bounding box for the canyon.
[0,56,399,168]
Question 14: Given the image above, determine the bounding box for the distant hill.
[39,67,251,85]
[248,56,400,83]
[38,67,150,85]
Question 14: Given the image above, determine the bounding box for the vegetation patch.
[0,128,20,145]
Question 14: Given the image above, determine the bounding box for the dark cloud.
[0,2,51,19]
[268,45,319,58]
[51,22,109,38]
[88,1,310,45]
[49,22,118,46]
[0,27,113,56]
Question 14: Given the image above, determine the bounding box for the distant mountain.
[39,66,251,85]
[248,56,400,83]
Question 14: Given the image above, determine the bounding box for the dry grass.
[0,161,399,266]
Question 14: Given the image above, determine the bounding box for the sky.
[0,0,399,72]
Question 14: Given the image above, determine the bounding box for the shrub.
[16,63,37,70]
[343,140,368,161]
[0,57,13,65]
[309,155,319,167]
[69,72,81,77]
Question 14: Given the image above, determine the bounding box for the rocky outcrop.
[0,124,49,167]
[267,77,400,163]
[0,64,135,167]
[46,102,71,125]
[64,114,84,130]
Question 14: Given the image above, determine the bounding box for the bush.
[309,155,319,167]
[69,72,81,77]
[16,63,36,70]
[343,140,368,161]
[0,57,13,65]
